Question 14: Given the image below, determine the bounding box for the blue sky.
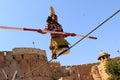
[0,0,120,66]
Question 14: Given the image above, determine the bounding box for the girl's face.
[52,15,58,23]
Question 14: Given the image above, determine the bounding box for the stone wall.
[0,47,119,80]
[0,48,97,80]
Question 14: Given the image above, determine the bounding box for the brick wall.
[0,47,119,80]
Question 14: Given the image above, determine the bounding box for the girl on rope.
[43,6,70,59]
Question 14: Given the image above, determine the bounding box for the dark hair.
[51,14,57,18]
[46,16,52,24]
[46,14,58,23]
[46,15,61,26]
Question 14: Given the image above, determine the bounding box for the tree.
[105,59,120,80]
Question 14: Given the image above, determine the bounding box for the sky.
[0,0,120,66]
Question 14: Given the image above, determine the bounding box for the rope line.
[58,9,120,57]
[18,9,120,79]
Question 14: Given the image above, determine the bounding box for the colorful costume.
[43,6,70,59]
[44,21,70,59]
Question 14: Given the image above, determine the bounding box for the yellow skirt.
[50,37,70,55]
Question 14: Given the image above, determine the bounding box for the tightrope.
[18,9,120,79]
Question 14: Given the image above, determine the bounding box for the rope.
[18,9,120,79]
[58,9,120,57]
[17,59,54,79]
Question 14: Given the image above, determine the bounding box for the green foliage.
[106,59,120,80]
[107,75,120,80]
